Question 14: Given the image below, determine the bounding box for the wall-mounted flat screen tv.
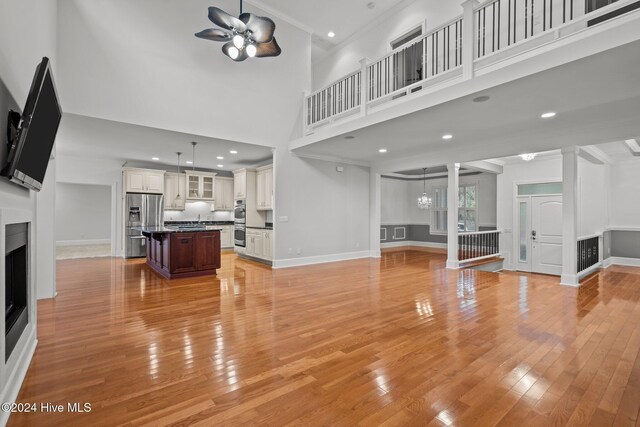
[1,57,62,192]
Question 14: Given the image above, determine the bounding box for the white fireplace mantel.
[0,208,38,426]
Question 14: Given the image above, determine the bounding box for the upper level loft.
[292,0,640,155]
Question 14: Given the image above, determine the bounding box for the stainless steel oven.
[234,224,246,247]
[234,200,246,224]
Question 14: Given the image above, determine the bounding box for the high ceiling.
[254,0,411,59]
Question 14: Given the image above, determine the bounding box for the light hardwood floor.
[8,249,640,426]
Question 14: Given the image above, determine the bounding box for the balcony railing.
[303,0,638,134]
[577,234,601,274]
[459,230,501,262]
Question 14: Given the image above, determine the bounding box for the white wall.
[608,158,640,228]
[56,0,311,148]
[578,158,607,237]
[56,154,124,256]
[497,156,563,270]
[382,173,497,227]
[0,0,58,303]
[55,183,111,244]
[273,151,371,266]
[312,0,462,90]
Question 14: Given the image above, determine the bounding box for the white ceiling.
[257,0,411,58]
[294,39,640,172]
[56,114,273,172]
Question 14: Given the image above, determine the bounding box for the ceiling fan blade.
[222,42,249,62]
[255,38,282,58]
[239,13,275,43]
[208,7,246,32]
[194,28,232,42]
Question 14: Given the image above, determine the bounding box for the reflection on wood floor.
[9,249,640,426]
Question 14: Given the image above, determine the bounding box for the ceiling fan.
[195,0,282,61]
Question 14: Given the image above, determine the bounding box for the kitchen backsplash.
[164,201,234,222]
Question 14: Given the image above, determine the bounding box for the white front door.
[517,195,563,275]
[531,195,563,275]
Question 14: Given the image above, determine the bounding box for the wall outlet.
[336,166,344,173]
[279,216,289,223]
[296,248,301,255]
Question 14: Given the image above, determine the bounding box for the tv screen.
[1,57,62,191]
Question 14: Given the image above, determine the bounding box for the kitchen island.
[137,227,221,279]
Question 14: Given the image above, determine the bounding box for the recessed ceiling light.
[152,157,160,161]
[217,156,224,160]
[442,134,453,140]
[367,2,376,9]
[186,161,193,164]
[229,150,238,154]
[378,148,388,153]
[473,95,490,103]
[541,112,556,118]
[328,31,335,38]
[217,164,224,168]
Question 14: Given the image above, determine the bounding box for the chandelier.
[195,0,281,61]
[417,168,432,209]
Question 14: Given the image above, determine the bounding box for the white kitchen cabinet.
[246,229,262,258]
[124,168,165,194]
[262,230,273,261]
[214,177,234,211]
[245,228,272,261]
[256,165,273,210]
[164,172,186,210]
[186,172,216,201]
[219,225,234,248]
[233,170,247,199]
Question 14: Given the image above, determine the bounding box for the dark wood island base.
[140,228,221,279]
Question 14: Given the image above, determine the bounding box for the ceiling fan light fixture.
[246,43,257,57]
[228,46,240,59]
[233,34,245,49]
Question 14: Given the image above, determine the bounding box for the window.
[431,185,478,233]
[390,25,424,92]
[458,184,477,232]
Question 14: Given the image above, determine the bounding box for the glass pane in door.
[519,201,528,262]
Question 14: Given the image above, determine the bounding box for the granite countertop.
[135,226,222,235]
[164,221,234,226]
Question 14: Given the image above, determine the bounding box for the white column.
[370,171,381,258]
[461,0,479,80]
[447,163,460,269]
[561,147,579,286]
[359,57,370,117]
[302,90,310,135]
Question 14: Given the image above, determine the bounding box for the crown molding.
[245,0,314,34]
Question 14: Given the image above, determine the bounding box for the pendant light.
[417,168,432,209]
[190,142,199,198]
[175,152,182,201]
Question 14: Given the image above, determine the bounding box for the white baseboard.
[0,329,37,427]
[381,241,447,249]
[561,273,580,287]
[272,250,371,269]
[603,257,640,268]
[56,239,110,247]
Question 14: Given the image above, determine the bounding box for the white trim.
[606,227,640,232]
[0,331,37,427]
[388,20,426,52]
[244,0,314,34]
[56,239,111,247]
[561,274,580,287]
[272,250,371,269]
[578,261,602,280]
[291,151,371,168]
[381,241,447,249]
[603,257,640,268]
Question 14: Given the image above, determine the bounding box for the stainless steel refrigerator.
[125,193,164,258]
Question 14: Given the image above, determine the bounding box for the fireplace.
[5,223,28,362]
